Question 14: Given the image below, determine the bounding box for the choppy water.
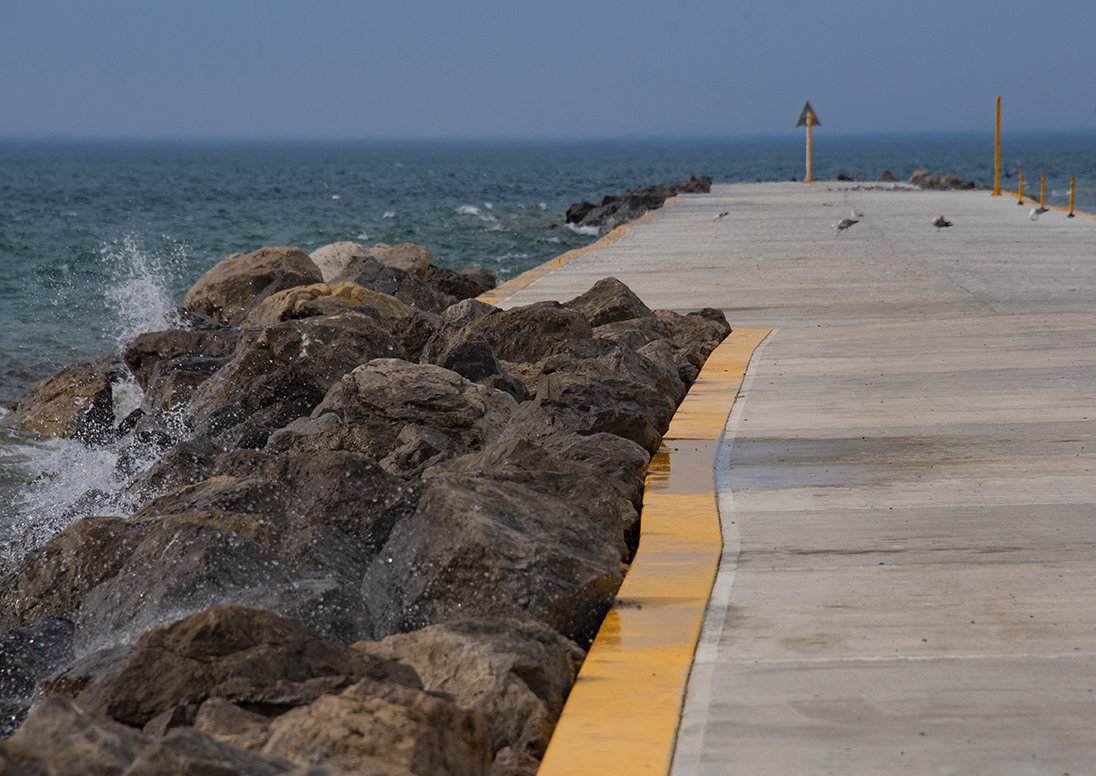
[2,133,1094,560]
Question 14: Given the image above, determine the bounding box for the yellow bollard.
[1040,174,1045,208]
[1069,177,1076,218]
[992,96,1001,196]
[557,255,561,265]
[1017,170,1024,205]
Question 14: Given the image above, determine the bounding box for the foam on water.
[101,235,185,348]
[567,224,600,236]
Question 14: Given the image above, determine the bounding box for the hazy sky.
[2,0,1093,140]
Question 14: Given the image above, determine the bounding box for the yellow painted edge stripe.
[476,197,678,305]
[538,328,770,776]
[999,189,1096,221]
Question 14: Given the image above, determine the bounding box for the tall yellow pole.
[1069,176,1076,218]
[805,114,814,183]
[1017,170,1023,205]
[992,96,1001,196]
[1040,174,1045,208]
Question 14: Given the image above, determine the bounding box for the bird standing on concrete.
[832,217,858,235]
[1030,206,1049,221]
[713,211,729,220]
[931,216,953,230]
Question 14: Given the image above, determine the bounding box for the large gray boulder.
[124,328,239,391]
[362,475,623,647]
[186,312,405,441]
[460,301,593,363]
[184,247,324,326]
[565,276,655,327]
[356,617,584,771]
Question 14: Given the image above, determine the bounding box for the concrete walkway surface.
[505,183,1096,775]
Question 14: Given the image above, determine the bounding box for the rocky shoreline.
[0,238,729,776]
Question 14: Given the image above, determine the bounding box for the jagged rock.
[2,697,151,774]
[184,247,324,326]
[122,727,296,776]
[262,678,491,776]
[124,329,239,391]
[638,338,700,387]
[186,313,405,439]
[565,276,655,327]
[908,169,978,191]
[0,618,75,737]
[309,241,371,283]
[280,360,516,468]
[877,170,898,182]
[75,522,373,651]
[565,176,711,233]
[494,395,667,455]
[419,299,499,364]
[0,516,149,628]
[356,618,584,766]
[370,243,433,279]
[423,265,497,301]
[428,437,639,560]
[123,436,222,505]
[63,605,420,729]
[460,301,592,363]
[13,355,127,444]
[240,282,412,328]
[420,330,529,404]
[653,308,731,367]
[212,450,423,559]
[362,475,623,647]
[333,255,455,314]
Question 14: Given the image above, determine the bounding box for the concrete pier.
[504,183,1096,774]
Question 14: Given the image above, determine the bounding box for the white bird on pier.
[1030,206,1049,221]
[832,217,858,234]
[713,211,729,220]
[931,216,953,230]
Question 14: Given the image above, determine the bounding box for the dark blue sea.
[2,132,1095,560]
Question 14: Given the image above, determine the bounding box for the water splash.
[101,235,185,348]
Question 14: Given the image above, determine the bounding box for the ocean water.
[2,132,1094,560]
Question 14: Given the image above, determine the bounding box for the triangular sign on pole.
[796,101,820,128]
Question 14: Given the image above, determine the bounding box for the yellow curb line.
[999,189,1096,221]
[538,328,771,776]
[476,197,677,306]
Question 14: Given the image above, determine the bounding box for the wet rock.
[460,301,592,364]
[124,329,240,391]
[75,522,373,651]
[356,617,584,767]
[423,265,497,301]
[66,605,420,729]
[123,436,222,506]
[184,247,324,326]
[186,313,404,439]
[262,678,491,776]
[362,475,623,648]
[908,169,979,191]
[142,356,230,415]
[565,276,655,327]
[0,516,149,628]
[240,282,412,329]
[13,355,128,444]
[0,618,75,738]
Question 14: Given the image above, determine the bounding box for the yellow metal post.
[1040,174,1045,208]
[805,115,814,183]
[1017,170,1024,205]
[992,96,1001,196]
[1069,176,1076,218]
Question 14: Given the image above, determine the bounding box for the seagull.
[1030,206,1049,221]
[832,217,858,234]
[713,211,730,220]
[931,216,953,230]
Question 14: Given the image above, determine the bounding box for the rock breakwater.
[1,242,729,776]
